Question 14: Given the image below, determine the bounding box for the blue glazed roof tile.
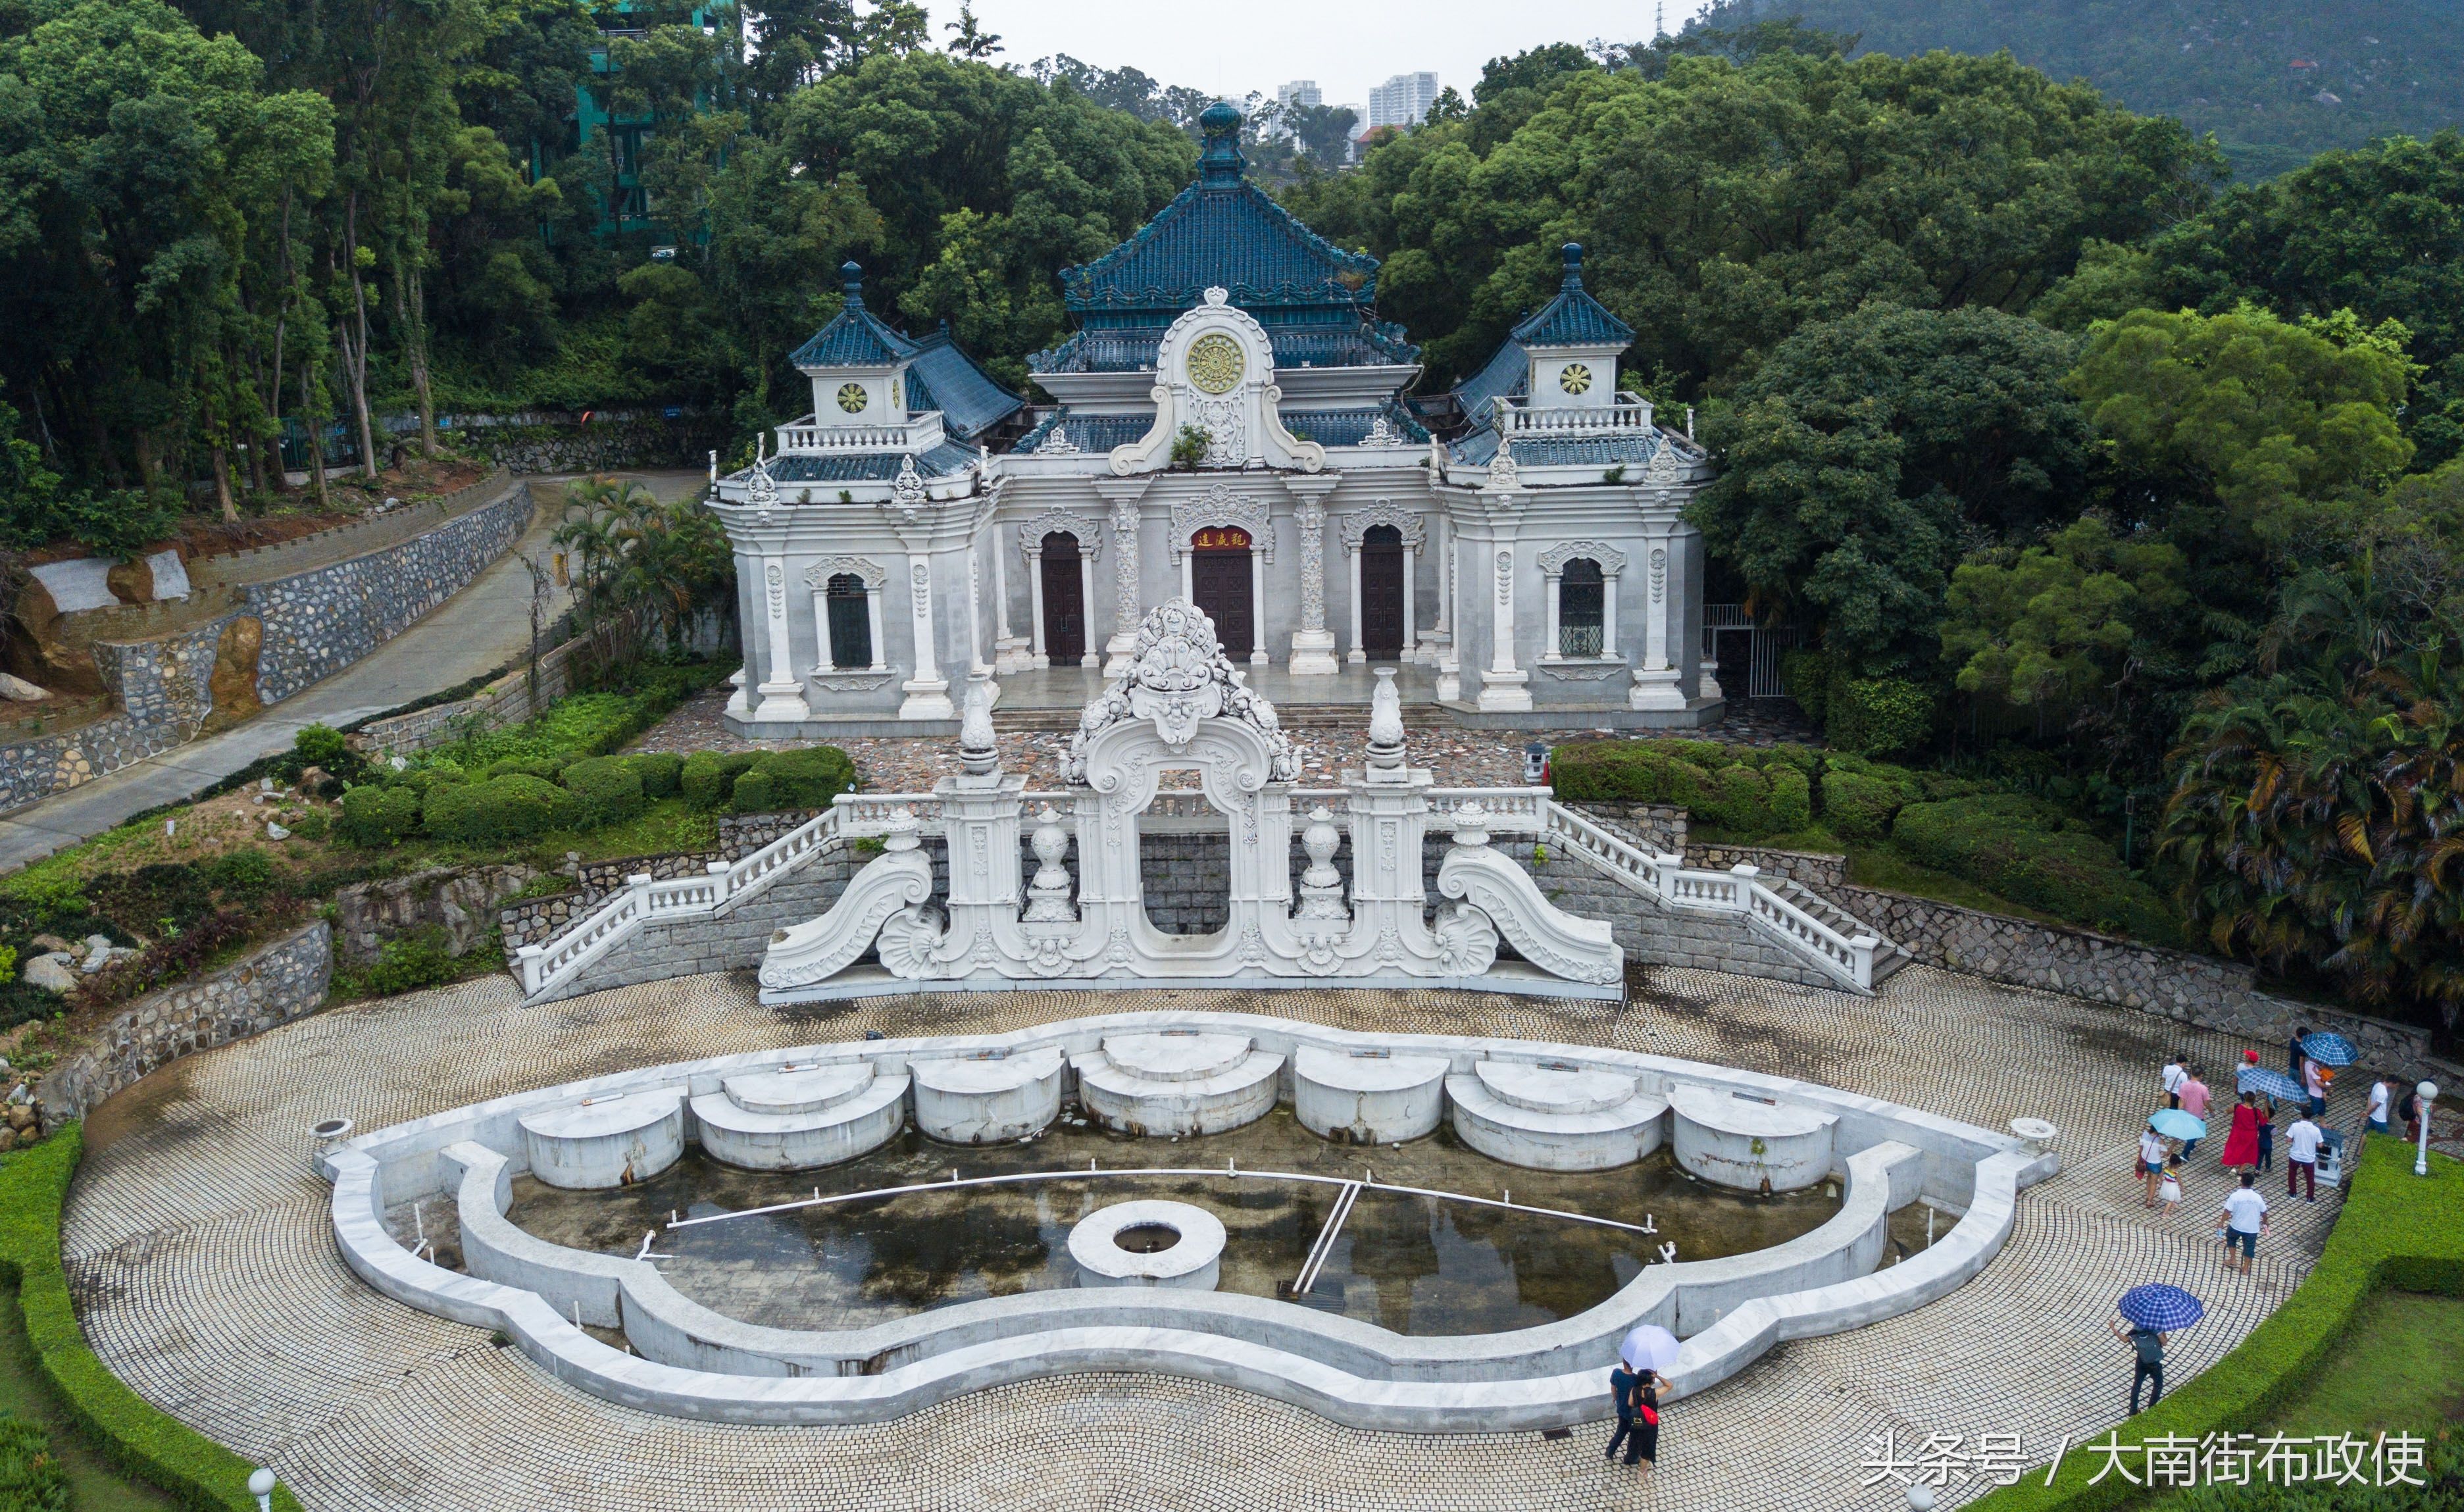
[749,441,978,484]
[1450,340,1529,432]
[789,263,918,368]
[1510,243,1635,348]
[1012,410,1153,455]
[905,328,1023,440]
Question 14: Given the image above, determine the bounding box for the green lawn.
[0,1278,174,1512]
[2266,1289,2464,1437]
[1690,822,2071,925]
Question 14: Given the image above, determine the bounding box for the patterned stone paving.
[63,965,2359,1511]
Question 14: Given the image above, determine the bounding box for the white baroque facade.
[707,101,1715,734]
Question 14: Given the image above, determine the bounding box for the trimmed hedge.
[0,1129,302,1511]
[626,752,683,799]
[681,752,759,811]
[422,774,575,845]
[1970,1139,2464,1512]
[1549,740,1821,840]
[557,757,645,828]
[1890,793,2176,943]
[338,784,420,847]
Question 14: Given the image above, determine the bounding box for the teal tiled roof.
[904,328,1023,440]
[743,441,980,484]
[1511,243,1634,348]
[790,263,918,368]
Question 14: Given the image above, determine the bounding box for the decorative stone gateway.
[326,1010,2058,1433]
[1069,1200,1226,1290]
[1669,1085,1838,1194]
[756,599,1622,999]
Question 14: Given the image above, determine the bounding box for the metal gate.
[1701,605,1801,699]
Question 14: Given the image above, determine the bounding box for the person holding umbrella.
[2138,1119,2171,1208]
[1610,1326,1676,1473]
[2112,1284,2205,1411]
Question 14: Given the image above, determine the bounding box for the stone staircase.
[1770,879,1912,984]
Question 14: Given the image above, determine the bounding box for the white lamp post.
[248,1467,278,1512]
[2419,1081,2440,1176]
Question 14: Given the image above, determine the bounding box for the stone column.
[992,522,1032,674]
[1541,568,1563,661]
[751,553,809,722]
[1092,478,1151,677]
[1077,553,1099,668]
[1283,478,1339,674]
[1346,541,1365,665]
[965,540,987,676]
[864,583,887,673]
[1477,540,1531,712]
[1401,544,1416,665]
[1026,540,1048,666]
[1630,534,1684,711]
[1248,542,1268,665]
[898,557,955,720]
[811,592,834,672]
[1423,512,1450,665]
[1603,567,1619,660]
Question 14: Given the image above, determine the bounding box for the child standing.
[2157,1155,2184,1214]
[2256,1099,2277,1173]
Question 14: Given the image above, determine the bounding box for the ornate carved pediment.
[1642,435,1698,488]
[1170,483,1274,562]
[1062,599,1297,785]
[1335,499,1427,551]
[1535,540,1627,577]
[1017,508,1103,562]
[804,556,887,590]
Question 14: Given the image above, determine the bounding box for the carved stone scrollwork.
[1063,599,1298,785]
[804,556,887,590]
[1432,903,1500,975]
[1170,484,1273,561]
[1017,509,1103,563]
[876,903,947,978]
[1650,547,1667,603]
[1535,540,1627,578]
[1335,499,1427,552]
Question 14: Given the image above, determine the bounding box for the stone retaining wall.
[0,480,531,819]
[1683,844,1849,891]
[33,922,332,1129]
[464,419,727,476]
[338,865,540,963]
[1526,844,1842,992]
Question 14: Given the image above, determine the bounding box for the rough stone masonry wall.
[245,482,532,701]
[1527,843,1845,992]
[34,922,332,1129]
[0,481,531,818]
[1831,882,2445,1082]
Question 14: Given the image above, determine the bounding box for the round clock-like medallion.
[1186,332,1245,395]
[836,382,869,414]
[1557,362,1594,396]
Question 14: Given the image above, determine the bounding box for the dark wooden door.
[1361,524,1405,660]
[1190,529,1253,659]
[1040,533,1085,664]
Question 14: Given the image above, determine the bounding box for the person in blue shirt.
[1604,1363,1664,1469]
[1605,1363,1641,1463]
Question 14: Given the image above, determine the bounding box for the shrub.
[0,1411,68,1512]
[625,751,684,799]
[339,785,422,847]
[1702,763,1774,832]
[1547,741,1705,809]
[480,755,566,783]
[559,757,645,828]
[287,809,328,842]
[1780,649,1832,724]
[751,747,857,809]
[1819,770,1911,842]
[730,768,776,814]
[1826,676,1935,757]
[1766,765,1812,831]
[681,752,759,811]
[293,724,349,769]
[1890,794,2176,940]
[423,774,574,845]
[355,930,464,997]
[202,848,272,896]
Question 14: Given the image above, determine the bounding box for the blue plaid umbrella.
[2150,1109,2205,1141]
[2300,1032,2359,1067]
[2119,1284,2206,1332]
[2238,1067,2306,1101]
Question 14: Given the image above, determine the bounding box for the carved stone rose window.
[836,382,868,414]
[1186,332,1245,395]
[1557,362,1592,396]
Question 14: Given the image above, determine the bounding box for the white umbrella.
[1619,1324,1679,1373]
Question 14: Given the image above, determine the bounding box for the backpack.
[2132,1328,2163,1365]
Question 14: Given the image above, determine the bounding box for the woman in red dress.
[2220,1090,2263,1172]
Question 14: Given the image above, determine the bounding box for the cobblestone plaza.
[61,963,2356,1510]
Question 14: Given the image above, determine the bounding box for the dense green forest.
[1693,0,2464,179]
[7,2,2464,1028]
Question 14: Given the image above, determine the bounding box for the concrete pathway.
[0,470,702,873]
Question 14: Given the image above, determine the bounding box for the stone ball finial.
[1199,99,1243,137]
[1562,241,1585,278]
[1449,801,1492,849]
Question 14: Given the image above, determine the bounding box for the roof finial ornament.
[1196,99,1247,187]
[1561,242,1586,291]
[840,260,867,307]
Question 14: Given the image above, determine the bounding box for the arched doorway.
[1040,532,1086,665]
[1190,526,1254,659]
[1558,557,1604,657]
[1361,524,1405,660]
[824,573,872,668]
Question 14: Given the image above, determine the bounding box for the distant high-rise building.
[1365,72,1440,132]
[1277,80,1323,110]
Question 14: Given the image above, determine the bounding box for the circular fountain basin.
[1669,1084,1837,1192]
[518,1087,685,1189]
[1446,1060,1669,1171]
[691,1063,910,1171]
[1294,1046,1449,1144]
[1067,1199,1225,1290]
[1077,1031,1283,1137]
[909,1047,1065,1144]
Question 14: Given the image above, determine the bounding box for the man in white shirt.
[2284,1114,2325,1202]
[2368,1078,2392,1134]
[2163,1054,2189,1109]
[2219,1172,2270,1275]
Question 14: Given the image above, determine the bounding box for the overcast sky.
[940,2,1709,112]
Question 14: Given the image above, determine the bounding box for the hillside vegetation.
[1694,0,2464,177]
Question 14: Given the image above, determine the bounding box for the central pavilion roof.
[1030,101,1417,376]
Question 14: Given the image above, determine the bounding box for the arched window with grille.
[1558,558,1604,657]
[825,573,872,668]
